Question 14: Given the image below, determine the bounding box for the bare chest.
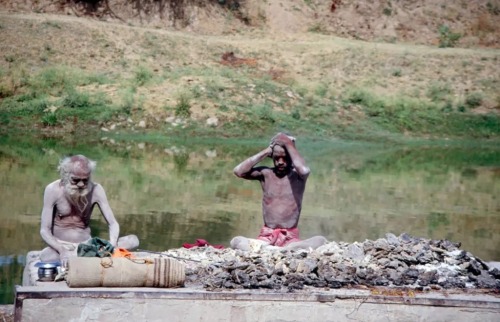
[262,172,305,198]
[54,195,92,220]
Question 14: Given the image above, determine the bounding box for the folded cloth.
[77,237,114,257]
[257,226,300,246]
[112,247,134,259]
[183,239,224,249]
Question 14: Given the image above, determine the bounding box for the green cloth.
[77,237,114,258]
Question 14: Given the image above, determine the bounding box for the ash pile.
[163,233,500,291]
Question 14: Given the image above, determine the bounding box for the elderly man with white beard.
[39,155,139,267]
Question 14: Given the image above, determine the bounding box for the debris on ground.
[160,233,500,292]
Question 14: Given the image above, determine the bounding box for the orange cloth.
[257,226,300,246]
[112,247,134,259]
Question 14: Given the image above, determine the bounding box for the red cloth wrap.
[183,239,224,249]
[257,226,300,246]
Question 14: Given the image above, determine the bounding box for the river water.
[1,136,499,304]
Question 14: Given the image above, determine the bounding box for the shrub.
[391,69,402,77]
[314,83,329,97]
[345,89,386,117]
[0,111,10,125]
[63,89,91,109]
[465,92,483,108]
[255,104,275,123]
[120,90,135,115]
[25,98,49,114]
[308,23,327,34]
[29,67,74,96]
[291,109,301,120]
[426,82,453,102]
[457,103,467,112]
[175,94,191,118]
[87,73,110,85]
[487,2,500,15]
[441,101,454,113]
[0,83,14,98]
[134,66,153,86]
[438,25,461,48]
[42,113,58,126]
[5,55,15,63]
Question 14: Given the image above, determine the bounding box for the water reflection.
[109,211,237,251]
[0,136,499,304]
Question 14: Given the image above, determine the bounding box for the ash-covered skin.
[231,133,327,251]
[40,155,139,267]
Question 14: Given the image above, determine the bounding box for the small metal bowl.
[35,261,61,282]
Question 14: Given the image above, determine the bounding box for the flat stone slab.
[15,284,500,322]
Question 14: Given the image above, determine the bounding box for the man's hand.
[59,248,73,268]
[266,145,273,158]
[270,132,295,148]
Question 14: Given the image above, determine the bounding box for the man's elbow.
[233,166,243,178]
[298,166,311,178]
[40,227,49,240]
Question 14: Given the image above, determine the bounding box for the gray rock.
[374,238,391,251]
[387,260,400,269]
[377,258,390,267]
[296,259,317,274]
[475,271,498,288]
[385,233,400,246]
[345,243,365,263]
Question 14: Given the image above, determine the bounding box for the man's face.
[65,169,91,198]
[70,174,90,190]
[272,145,291,175]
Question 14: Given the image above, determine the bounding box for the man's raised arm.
[233,146,272,179]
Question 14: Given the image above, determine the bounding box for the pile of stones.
[162,233,500,291]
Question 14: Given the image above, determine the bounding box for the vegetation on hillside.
[0,1,499,142]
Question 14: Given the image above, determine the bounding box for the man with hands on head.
[230,132,327,251]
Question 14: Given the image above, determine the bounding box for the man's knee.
[230,236,249,250]
[40,247,59,262]
[117,235,139,250]
[285,236,328,251]
[309,236,328,248]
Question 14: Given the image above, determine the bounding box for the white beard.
[64,183,89,213]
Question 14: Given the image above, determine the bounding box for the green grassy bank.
[1,64,499,142]
[0,13,499,143]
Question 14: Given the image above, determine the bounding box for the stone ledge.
[14,286,500,322]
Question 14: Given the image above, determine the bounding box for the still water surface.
[1,136,499,304]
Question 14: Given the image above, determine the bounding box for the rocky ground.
[0,305,13,322]
[162,233,500,292]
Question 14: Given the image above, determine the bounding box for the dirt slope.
[1,0,499,48]
[0,1,499,137]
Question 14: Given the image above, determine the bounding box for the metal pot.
[35,261,61,282]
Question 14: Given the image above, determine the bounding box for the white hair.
[58,155,96,183]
